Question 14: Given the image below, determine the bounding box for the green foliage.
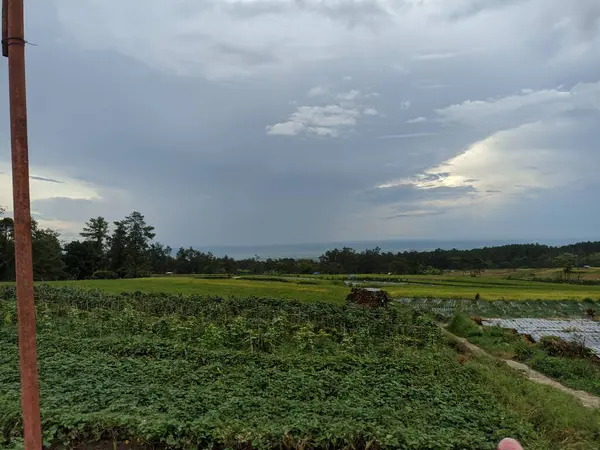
[447,314,482,337]
[63,241,97,280]
[90,270,119,280]
[80,217,110,254]
[31,220,65,281]
[3,287,598,449]
[528,354,600,396]
[0,213,14,281]
[122,211,155,275]
[107,220,128,277]
[80,216,110,272]
[538,336,594,358]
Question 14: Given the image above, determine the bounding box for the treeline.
[1,206,600,281]
[1,208,167,281]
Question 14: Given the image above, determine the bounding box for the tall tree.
[80,217,110,251]
[108,220,128,277]
[123,211,156,277]
[80,216,110,271]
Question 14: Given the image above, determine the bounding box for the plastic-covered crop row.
[482,318,600,354]
[396,297,598,320]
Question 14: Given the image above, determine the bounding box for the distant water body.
[197,239,573,260]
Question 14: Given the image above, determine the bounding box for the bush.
[514,339,535,361]
[90,270,119,280]
[447,314,482,337]
[539,336,594,358]
[124,269,152,279]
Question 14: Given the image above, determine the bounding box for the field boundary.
[443,329,600,409]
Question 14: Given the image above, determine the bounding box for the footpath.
[445,330,600,409]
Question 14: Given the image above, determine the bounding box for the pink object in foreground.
[498,438,524,450]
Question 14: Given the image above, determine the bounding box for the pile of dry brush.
[346,288,391,308]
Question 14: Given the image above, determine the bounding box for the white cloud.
[58,0,418,80]
[377,132,437,139]
[435,80,600,126]
[267,104,362,137]
[406,116,426,123]
[343,75,353,81]
[268,85,380,137]
[413,51,462,60]
[391,64,410,74]
[266,120,307,136]
[400,100,411,109]
[337,90,361,101]
[307,85,328,97]
[57,0,516,80]
[413,47,483,61]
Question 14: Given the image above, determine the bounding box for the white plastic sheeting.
[482,318,600,354]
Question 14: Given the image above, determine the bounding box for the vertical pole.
[3,1,42,449]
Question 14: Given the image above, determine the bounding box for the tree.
[0,208,15,281]
[31,220,65,281]
[80,216,110,271]
[555,253,575,282]
[148,242,172,274]
[389,258,409,275]
[80,217,110,252]
[63,241,96,280]
[108,220,128,277]
[221,255,238,277]
[1,209,64,281]
[122,211,156,277]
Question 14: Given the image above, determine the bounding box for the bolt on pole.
[2,0,43,449]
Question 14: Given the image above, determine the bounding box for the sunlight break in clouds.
[0,163,101,209]
[377,120,594,210]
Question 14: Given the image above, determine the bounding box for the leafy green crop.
[0,287,597,449]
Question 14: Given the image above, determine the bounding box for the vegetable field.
[1,286,600,449]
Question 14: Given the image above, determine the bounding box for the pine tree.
[123,211,156,277]
[80,216,109,271]
[108,220,128,277]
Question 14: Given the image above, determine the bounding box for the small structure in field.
[346,287,391,308]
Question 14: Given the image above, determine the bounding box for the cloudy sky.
[1,0,599,248]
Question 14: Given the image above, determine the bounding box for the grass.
[447,314,600,397]
[3,270,600,303]
[1,286,600,449]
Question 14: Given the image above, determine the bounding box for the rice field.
[3,270,599,304]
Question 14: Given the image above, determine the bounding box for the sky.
[0,0,599,248]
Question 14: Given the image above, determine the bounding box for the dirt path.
[446,331,600,409]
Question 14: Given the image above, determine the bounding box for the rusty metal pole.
[3,0,43,449]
